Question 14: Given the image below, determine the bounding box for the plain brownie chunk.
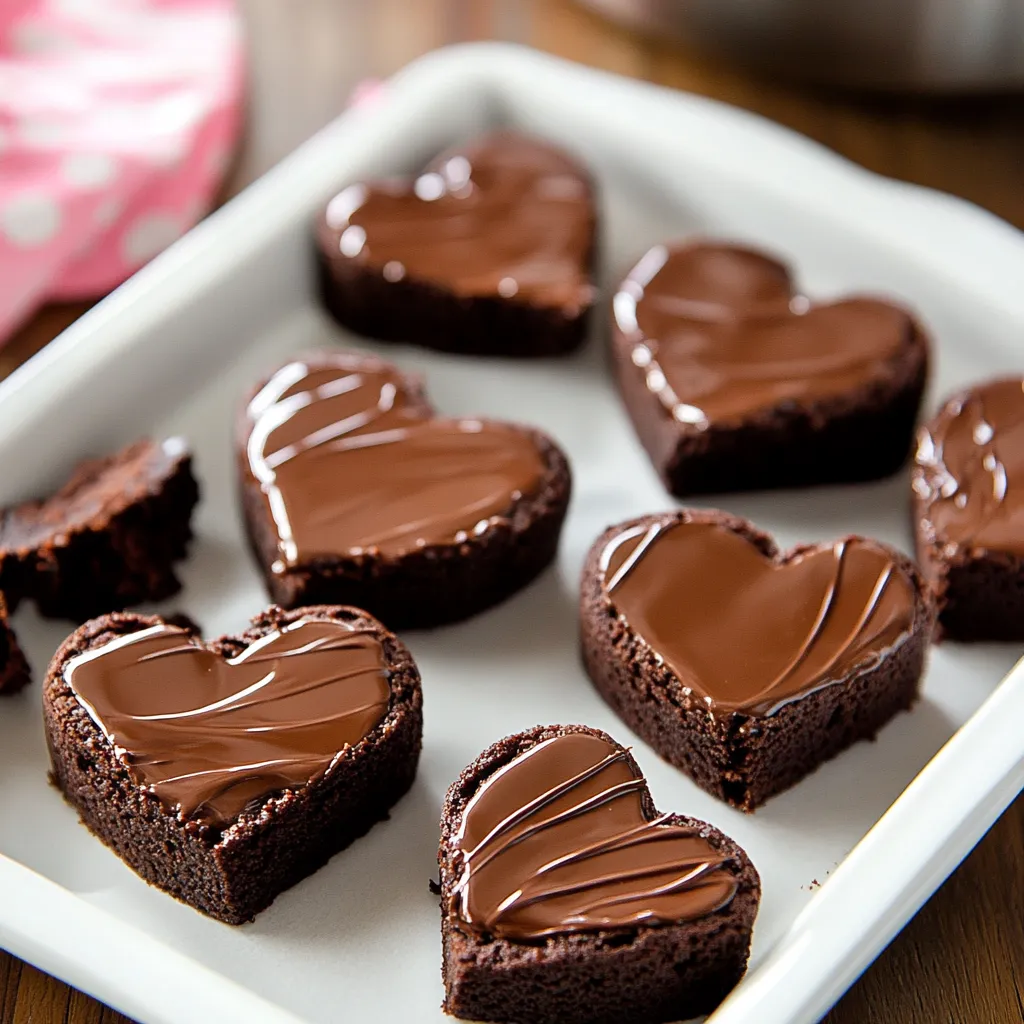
[0,437,198,620]
[45,604,423,924]
[439,725,759,1024]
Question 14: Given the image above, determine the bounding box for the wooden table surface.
[3,2,1024,1021]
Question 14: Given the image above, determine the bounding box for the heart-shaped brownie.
[439,725,760,1024]
[44,604,423,923]
[238,351,571,628]
[581,510,933,810]
[913,376,1024,640]
[316,131,596,356]
[611,241,929,495]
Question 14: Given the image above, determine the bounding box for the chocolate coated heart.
[242,352,551,568]
[319,132,594,315]
[63,613,394,826]
[447,730,740,942]
[614,241,917,428]
[596,515,916,716]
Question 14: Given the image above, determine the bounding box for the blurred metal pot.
[580,0,1024,90]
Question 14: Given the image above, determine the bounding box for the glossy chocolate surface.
[64,618,391,826]
[613,242,915,427]
[600,520,916,716]
[245,356,546,568]
[914,378,1024,556]
[450,732,737,942]
[318,132,594,312]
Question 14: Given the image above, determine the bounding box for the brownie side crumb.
[44,604,423,924]
[912,490,1024,642]
[438,724,760,1024]
[611,316,929,496]
[317,254,594,358]
[0,439,199,621]
[580,510,935,812]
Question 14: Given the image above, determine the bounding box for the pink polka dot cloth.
[0,0,244,341]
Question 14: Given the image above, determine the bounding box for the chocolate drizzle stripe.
[754,540,848,697]
[603,522,664,591]
[454,748,632,884]
[496,854,727,919]
[451,733,739,941]
[459,778,648,880]
[532,813,673,876]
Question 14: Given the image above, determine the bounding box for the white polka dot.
[19,117,65,147]
[62,153,118,190]
[9,20,72,54]
[122,214,181,264]
[94,197,123,227]
[1,193,62,247]
[147,136,187,168]
[51,0,104,15]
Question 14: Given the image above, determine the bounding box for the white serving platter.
[1,42,1023,1024]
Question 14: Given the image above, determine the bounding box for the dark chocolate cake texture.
[0,437,198,621]
[610,241,930,495]
[581,510,935,811]
[316,131,597,356]
[913,377,1024,640]
[238,351,571,627]
[439,725,760,1024]
[0,593,30,695]
[44,604,423,924]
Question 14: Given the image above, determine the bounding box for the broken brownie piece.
[0,437,198,620]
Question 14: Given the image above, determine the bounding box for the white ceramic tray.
[1,43,1023,1024]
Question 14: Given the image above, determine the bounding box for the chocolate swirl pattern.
[318,132,594,313]
[64,618,391,826]
[244,356,546,567]
[599,520,915,716]
[450,732,737,942]
[613,242,916,427]
[913,378,1024,555]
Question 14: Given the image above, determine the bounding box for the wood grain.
[4,2,1023,1021]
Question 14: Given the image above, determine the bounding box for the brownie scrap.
[0,437,198,622]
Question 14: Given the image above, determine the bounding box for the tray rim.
[1,42,1023,1024]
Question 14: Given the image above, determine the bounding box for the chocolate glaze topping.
[318,132,594,312]
[600,521,916,716]
[451,732,737,942]
[613,242,916,428]
[245,356,546,568]
[64,618,391,827]
[914,378,1024,556]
